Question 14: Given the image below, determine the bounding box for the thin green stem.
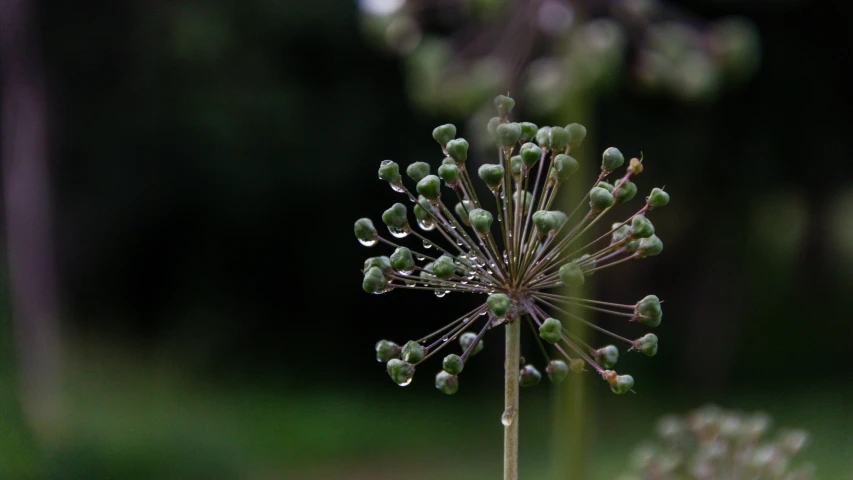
[504,318,520,480]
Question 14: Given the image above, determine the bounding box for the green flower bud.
[416,175,441,200]
[648,187,670,208]
[375,340,401,363]
[459,331,484,356]
[382,203,408,228]
[496,122,522,149]
[438,163,459,184]
[590,186,615,211]
[602,147,625,171]
[597,181,615,193]
[433,255,456,280]
[612,223,632,243]
[478,164,505,188]
[519,122,538,143]
[631,215,655,238]
[390,247,415,274]
[635,333,658,357]
[386,358,415,386]
[362,266,387,294]
[513,190,532,211]
[519,142,543,168]
[442,156,455,165]
[468,208,494,233]
[533,210,558,233]
[536,126,552,148]
[574,254,596,275]
[494,94,515,116]
[566,123,587,146]
[442,354,464,374]
[435,370,458,395]
[406,162,430,182]
[519,364,542,387]
[635,295,662,327]
[364,256,392,273]
[614,180,638,203]
[546,359,570,384]
[637,235,663,257]
[455,201,472,226]
[401,340,425,363]
[538,317,563,344]
[378,159,401,182]
[432,123,456,148]
[559,262,585,287]
[550,126,570,152]
[609,374,634,394]
[553,154,579,181]
[569,359,585,373]
[487,117,501,138]
[354,218,378,246]
[487,293,511,317]
[510,156,522,177]
[446,138,469,164]
[420,262,435,281]
[595,345,619,369]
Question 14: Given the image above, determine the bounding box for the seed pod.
[519,364,542,387]
[553,154,579,181]
[362,266,387,293]
[595,345,619,369]
[519,122,538,143]
[569,359,585,373]
[435,370,459,395]
[386,359,415,386]
[433,255,456,280]
[546,359,570,384]
[631,215,655,238]
[375,340,401,363]
[416,175,442,200]
[354,218,378,246]
[487,293,511,316]
[614,180,638,203]
[634,295,662,327]
[648,187,670,208]
[446,138,469,164]
[378,159,401,182]
[364,256,392,273]
[635,333,659,356]
[566,123,587,146]
[432,123,456,148]
[401,340,425,363]
[536,126,552,148]
[459,331,484,356]
[590,187,615,211]
[550,126,570,152]
[438,163,459,183]
[455,200,472,226]
[390,247,415,273]
[478,164,505,188]
[468,208,494,233]
[520,142,543,168]
[443,354,464,374]
[559,262,585,287]
[382,203,408,228]
[602,147,625,171]
[494,94,515,116]
[406,162,430,182]
[539,318,563,344]
[608,373,634,394]
[637,235,664,257]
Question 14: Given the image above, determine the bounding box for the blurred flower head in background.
[358,0,760,117]
[620,404,815,480]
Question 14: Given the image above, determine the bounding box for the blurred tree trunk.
[0,0,63,441]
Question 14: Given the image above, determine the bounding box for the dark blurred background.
[1,0,852,478]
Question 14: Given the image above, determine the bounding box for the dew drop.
[388,226,409,238]
[501,407,517,427]
[398,269,414,275]
[416,255,426,261]
[359,238,378,247]
[397,378,413,387]
[441,335,449,343]
[462,318,470,324]
[423,239,433,249]
[417,218,436,231]
[390,182,405,193]
[456,240,463,246]
[479,310,488,316]
[435,290,446,298]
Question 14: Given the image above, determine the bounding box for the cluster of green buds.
[359,0,759,114]
[619,405,815,480]
[357,94,669,395]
